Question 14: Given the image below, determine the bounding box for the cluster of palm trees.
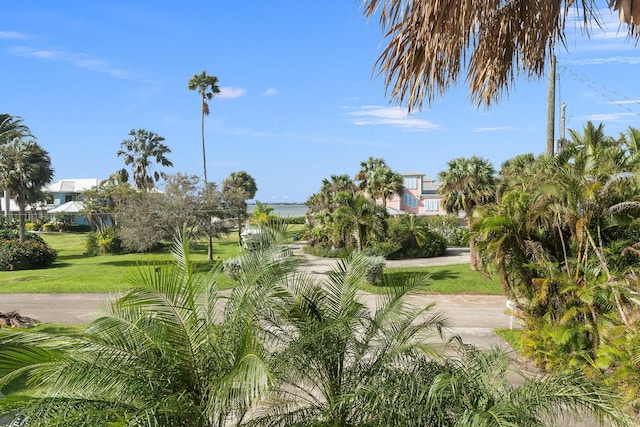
[305,158,403,253]
[471,122,640,407]
[0,115,54,242]
[0,230,633,426]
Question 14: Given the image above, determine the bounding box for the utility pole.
[546,54,556,156]
[558,102,566,153]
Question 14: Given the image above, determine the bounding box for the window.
[403,176,417,190]
[403,194,417,208]
[64,194,74,203]
[424,199,439,212]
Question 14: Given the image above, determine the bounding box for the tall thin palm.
[188,71,220,185]
[0,139,53,241]
[116,129,173,191]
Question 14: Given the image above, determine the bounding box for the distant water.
[247,203,308,218]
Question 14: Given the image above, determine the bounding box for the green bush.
[303,243,351,259]
[361,255,386,286]
[223,257,242,281]
[0,229,45,243]
[0,239,58,271]
[84,232,100,256]
[282,216,305,225]
[424,215,468,246]
[85,227,124,255]
[42,223,57,232]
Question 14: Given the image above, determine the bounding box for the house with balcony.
[385,171,448,216]
[1,178,99,225]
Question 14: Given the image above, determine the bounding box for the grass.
[2,226,500,297]
[359,263,503,295]
[1,232,242,293]
[2,225,306,293]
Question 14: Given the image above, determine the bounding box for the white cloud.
[348,105,439,129]
[9,46,130,78]
[219,86,246,98]
[569,56,640,65]
[581,112,636,122]
[0,31,28,39]
[262,87,277,96]
[605,99,640,105]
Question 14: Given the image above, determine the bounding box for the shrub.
[25,222,37,231]
[424,215,468,246]
[85,227,124,255]
[282,216,305,225]
[0,229,45,243]
[42,223,57,232]
[361,255,386,286]
[84,232,100,256]
[363,240,402,258]
[0,239,58,271]
[223,257,242,281]
[303,243,351,259]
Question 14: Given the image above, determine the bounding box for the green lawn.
[359,263,503,295]
[1,232,242,293]
[2,229,501,296]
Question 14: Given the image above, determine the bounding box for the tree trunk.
[466,208,479,271]
[18,197,26,242]
[208,232,213,262]
[3,189,10,223]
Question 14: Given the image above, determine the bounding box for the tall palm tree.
[188,70,220,186]
[362,1,640,109]
[116,128,173,191]
[0,139,54,242]
[438,156,496,270]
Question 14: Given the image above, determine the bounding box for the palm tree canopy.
[438,156,497,216]
[0,114,31,145]
[116,128,173,191]
[362,0,640,110]
[188,70,221,116]
[0,138,54,241]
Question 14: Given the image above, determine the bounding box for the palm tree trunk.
[18,198,26,242]
[3,189,10,223]
[201,105,208,185]
[466,209,479,271]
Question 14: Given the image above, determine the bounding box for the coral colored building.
[385,172,448,216]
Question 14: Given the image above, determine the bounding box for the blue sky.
[2,2,639,203]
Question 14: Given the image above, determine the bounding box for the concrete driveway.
[0,246,512,350]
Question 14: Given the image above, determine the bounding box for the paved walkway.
[0,246,513,350]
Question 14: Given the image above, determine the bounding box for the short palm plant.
[0,230,296,426]
[250,255,451,426]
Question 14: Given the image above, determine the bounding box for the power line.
[562,65,640,118]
